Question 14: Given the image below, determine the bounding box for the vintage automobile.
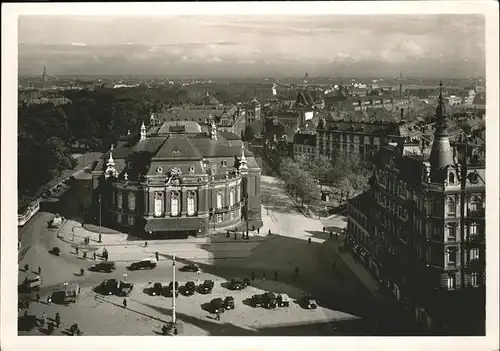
[277,293,291,307]
[229,279,245,290]
[130,258,157,271]
[210,298,225,314]
[166,281,180,297]
[117,282,134,297]
[250,294,265,308]
[49,247,61,256]
[20,276,42,293]
[262,292,278,309]
[96,279,119,295]
[89,261,116,273]
[181,263,200,272]
[300,295,318,309]
[51,282,80,304]
[183,281,196,296]
[149,282,163,296]
[224,296,235,310]
[199,280,214,294]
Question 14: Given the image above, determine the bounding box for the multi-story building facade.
[91,120,262,238]
[316,119,402,160]
[293,133,316,160]
[345,84,486,334]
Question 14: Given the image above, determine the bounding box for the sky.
[18,15,486,78]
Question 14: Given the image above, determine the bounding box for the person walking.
[47,295,52,304]
[75,247,79,255]
[144,241,148,248]
[93,251,96,260]
[257,227,260,234]
[329,231,333,239]
[80,268,84,276]
[155,251,159,261]
[55,312,61,328]
[24,264,29,272]
[83,251,87,259]
[308,237,312,245]
[123,298,127,309]
[41,312,47,327]
[323,226,326,233]
[38,266,42,274]
[162,324,168,335]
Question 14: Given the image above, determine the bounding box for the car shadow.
[220,281,233,290]
[200,302,213,314]
[242,298,254,307]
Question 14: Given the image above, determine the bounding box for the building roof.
[196,93,221,106]
[158,121,202,134]
[218,131,241,140]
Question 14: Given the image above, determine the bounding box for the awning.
[144,217,208,232]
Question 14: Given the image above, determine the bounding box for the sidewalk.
[55,220,273,264]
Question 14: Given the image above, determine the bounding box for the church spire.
[140,121,147,141]
[239,143,248,172]
[429,81,453,183]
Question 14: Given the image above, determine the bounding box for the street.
[18,175,380,336]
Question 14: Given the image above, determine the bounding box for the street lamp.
[98,194,102,243]
[172,254,177,325]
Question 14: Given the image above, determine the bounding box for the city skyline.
[18,15,485,78]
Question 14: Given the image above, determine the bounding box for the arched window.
[448,172,455,184]
[187,192,195,216]
[128,192,136,211]
[117,192,123,209]
[154,192,163,217]
[229,189,235,207]
[216,192,223,209]
[171,192,180,216]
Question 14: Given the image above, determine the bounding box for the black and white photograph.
[1,2,499,351]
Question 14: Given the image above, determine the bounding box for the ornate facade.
[345,84,486,334]
[91,120,262,238]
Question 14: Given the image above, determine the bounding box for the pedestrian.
[155,251,159,261]
[80,268,84,276]
[226,230,230,238]
[55,312,61,328]
[162,324,168,335]
[36,293,40,302]
[83,251,87,259]
[98,233,102,243]
[38,266,42,274]
[308,237,312,245]
[144,241,148,248]
[24,310,28,317]
[329,231,333,239]
[93,251,96,260]
[173,328,178,335]
[41,312,47,327]
[234,232,237,240]
[123,298,127,309]
[268,229,271,235]
[252,225,255,232]
[323,226,326,233]
[257,227,260,234]
[24,264,29,272]
[75,247,79,255]
[47,322,54,335]
[47,295,52,304]
[274,271,278,281]
[251,271,255,281]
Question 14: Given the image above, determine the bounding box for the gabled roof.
[153,134,202,160]
[196,94,221,106]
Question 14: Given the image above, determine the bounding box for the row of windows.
[446,273,481,289]
[210,209,241,223]
[295,146,315,154]
[375,192,409,222]
[116,213,135,225]
[444,247,480,267]
[116,192,136,211]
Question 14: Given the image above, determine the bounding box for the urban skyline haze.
[18,15,485,78]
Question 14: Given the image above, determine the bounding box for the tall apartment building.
[345,84,486,334]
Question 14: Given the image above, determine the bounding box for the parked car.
[210,298,225,314]
[262,292,278,309]
[277,293,291,307]
[49,247,60,256]
[166,281,179,297]
[181,263,200,272]
[90,261,116,273]
[130,258,157,271]
[250,294,264,308]
[117,282,134,297]
[200,280,214,294]
[229,279,245,290]
[300,295,318,309]
[150,282,163,296]
[96,279,118,295]
[243,277,251,287]
[224,296,235,310]
[51,283,80,304]
[183,281,196,296]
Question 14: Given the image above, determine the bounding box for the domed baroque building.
[91,120,262,238]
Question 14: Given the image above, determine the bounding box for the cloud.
[71,42,87,46]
